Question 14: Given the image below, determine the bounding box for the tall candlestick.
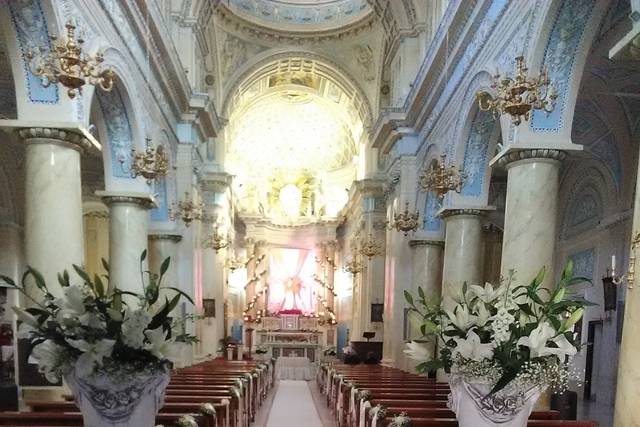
[612,255,616,272]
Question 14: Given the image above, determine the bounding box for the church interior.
[0,0,639,426]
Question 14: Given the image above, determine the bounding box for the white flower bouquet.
[1,250,194,383]
[404,262,591,396]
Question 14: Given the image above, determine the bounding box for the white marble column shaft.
[200,245,225,358]
[499,150,564,288]
[21,128,87,298]
[100,193,154,298]
[148,233,182,297]
[441,210,485,307]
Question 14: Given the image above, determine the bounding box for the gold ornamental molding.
[408,239,444,248]
[438,208,490,220]
[495,148,567,168]
[96,191,157,210]
[149,233,182,243]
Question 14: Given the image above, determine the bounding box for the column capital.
[496,148,567,168]
[149,233,182,242]
[96,191,157,210]
[409,239,444,248]
[18,127,93,153]
[438,206,494,219]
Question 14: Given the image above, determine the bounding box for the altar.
[256,314,323,361]
[275,356,314,380]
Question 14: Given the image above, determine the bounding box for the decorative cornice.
[83,211,110,219]
[99,194,157,210]
[149,233,182,242]
[496,148,567,168]
[439,208,487,219]
[214,4,377,44]
[409,239,444,248]
[17,127,92,153]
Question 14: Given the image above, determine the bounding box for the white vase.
[447,375,543,427]
[65,365,171,427]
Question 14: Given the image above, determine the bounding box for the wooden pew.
[0,412,205,426]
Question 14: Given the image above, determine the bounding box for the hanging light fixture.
[203,225,230,253]
[391,202,420,236]
[419,154,465,200]
[476,56,557,125]
[359,234,383,259]
[26,21,115,99]
[344,256,364,275]
[169,192,204,227]
[124,138,169,184]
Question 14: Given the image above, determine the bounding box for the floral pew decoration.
[404,262,592,427]
[1,250,195,427]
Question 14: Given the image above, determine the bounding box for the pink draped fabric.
[267,248,317,314]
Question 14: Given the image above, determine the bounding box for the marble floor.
[255,380,335,427]
[577,399,614,427]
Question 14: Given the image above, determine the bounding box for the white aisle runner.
[266,380,324,427]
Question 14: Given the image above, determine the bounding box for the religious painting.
[202,298,216,318]
[371,303,383,322]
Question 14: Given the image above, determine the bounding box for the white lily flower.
[445,305,477,331]
[548,334,578,359]
[67,338,116,377]
[516,322,557,358]
[121,309,152,349]
[54,285,86,315]
[403,341,432,362]
[17,321,38,339]
[474,303,491,327]
[470,282,503,303]
[78,312,106,330]
[31,340,66,383]
[144,327,171,359]
[452,330,494,361]
[13,307,39,327]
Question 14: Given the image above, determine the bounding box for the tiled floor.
[577,399,614,427]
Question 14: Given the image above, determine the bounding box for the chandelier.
[476,56,557,125]
[125,138,169,184]
[419,155,465,200]
[359,234,383,259]
[203,226,229,253]
[344,257,364,275]
[169,192,204,227]
[26,21,115,99]
[392,202,420,236]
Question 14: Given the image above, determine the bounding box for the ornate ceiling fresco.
[224,0,372,31]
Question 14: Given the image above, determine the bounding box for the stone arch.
[221,49,373,130]
[526,0,609,138]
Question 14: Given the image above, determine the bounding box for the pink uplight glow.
[267,248,318,315]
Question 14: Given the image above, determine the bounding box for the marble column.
[440,209,485,307]
[325,241,337,310]
[200,243,225,359]
[98,192,155,298]
[497,149,565,288]
[148,233,182,297]
[613,148,640,426]
[407,239,444,371]
[20,128,88,298]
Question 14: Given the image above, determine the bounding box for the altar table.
[275,356,314,381]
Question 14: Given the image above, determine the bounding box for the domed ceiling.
[226,0,372,31]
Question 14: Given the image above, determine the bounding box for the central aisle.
[266,380,324,427]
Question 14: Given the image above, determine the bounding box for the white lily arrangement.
[1,251,194,383]
[404,262,591,395]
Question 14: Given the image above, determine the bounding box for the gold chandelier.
[476,56,557,125]
[26,21,115,99]
[126,138,169,184]
[359,234,383,259]
[169,192,204,227]
[203,226,229,253]
[392,202,420,236]
[344,256,364,275]
[419,154,465,199]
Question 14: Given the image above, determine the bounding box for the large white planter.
[447,375,543,427]
[65,365,171,427]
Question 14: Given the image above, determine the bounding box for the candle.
[612,255,616,272]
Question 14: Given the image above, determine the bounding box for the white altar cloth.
[275,356,314,381]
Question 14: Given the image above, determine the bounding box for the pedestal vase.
[65,365,170,427]
[447,375,543,427]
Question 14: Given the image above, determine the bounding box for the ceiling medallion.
[476,56,557,125]
[419,154,465,200]
[124,138,170,184]
[169,192,204,227]
[390,202,419,236]
[359,234,383,259]
[26,21,115,99]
